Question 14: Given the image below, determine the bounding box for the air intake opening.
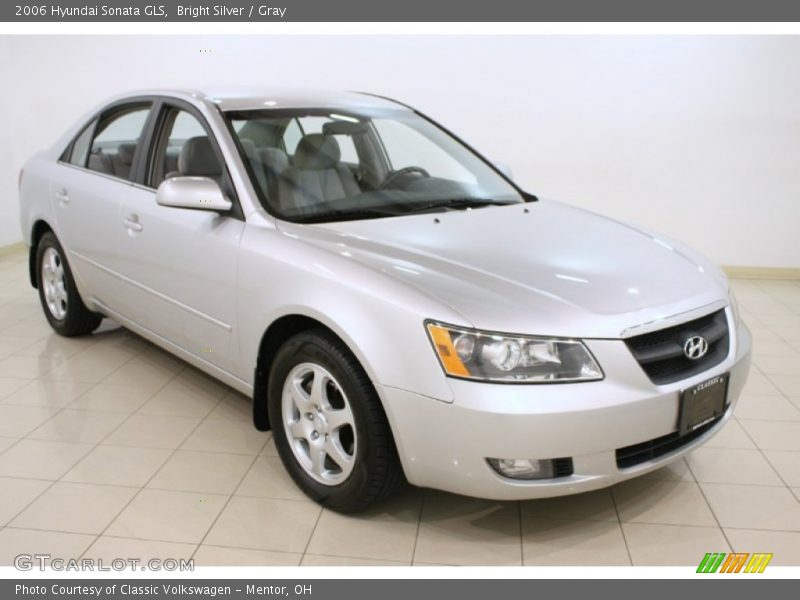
[616,417,721,469]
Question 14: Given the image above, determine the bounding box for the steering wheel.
[380,166,430,190]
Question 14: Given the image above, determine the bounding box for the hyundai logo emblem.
[683,335,709,360]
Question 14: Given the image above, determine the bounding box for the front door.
[113,103,243,376]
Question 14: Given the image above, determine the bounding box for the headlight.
[426,322,603,383]
[728,289,741,327]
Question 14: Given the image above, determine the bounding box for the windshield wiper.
[293,207,397,224]
[292,199,514,223]
[403,198,514,214]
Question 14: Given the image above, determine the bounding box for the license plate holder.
[678,373,729,436]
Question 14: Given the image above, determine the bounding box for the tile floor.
[1,248,800,566]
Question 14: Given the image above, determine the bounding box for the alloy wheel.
[41,247,68,320]
[281,362,357,485]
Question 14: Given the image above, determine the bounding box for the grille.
[616,416,721,469]
[624,309,729,385]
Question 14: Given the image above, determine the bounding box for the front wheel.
[268,330,404,512]
[36,231,102,337]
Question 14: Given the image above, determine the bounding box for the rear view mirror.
[322,120,369,135]
[156,176,232,212]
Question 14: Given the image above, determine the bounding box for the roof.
[180,87,410,112]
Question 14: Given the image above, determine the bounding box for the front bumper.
[379,317,752,500]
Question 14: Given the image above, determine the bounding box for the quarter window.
[66,121,95,167]
[332,134,358,164]
[86,104,151,181]
[281,118,303,154]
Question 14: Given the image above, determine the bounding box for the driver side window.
[150,108,223,188]
[282,118,303,154]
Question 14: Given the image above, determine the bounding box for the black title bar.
[3,578,794,600]
[5,0,800,22]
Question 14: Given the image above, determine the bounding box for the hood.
[278,199,728,338]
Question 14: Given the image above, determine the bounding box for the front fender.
[236,225,469,403]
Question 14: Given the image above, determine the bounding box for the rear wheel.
[268,329,404,512]
[36,231,102,337]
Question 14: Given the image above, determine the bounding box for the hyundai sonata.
[18,88,751,511]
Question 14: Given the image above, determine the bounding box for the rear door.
[114,99,244,376]
[52,101,154,308]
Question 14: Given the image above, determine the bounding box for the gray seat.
[278,134,360,211]
[87,142,136,179]
[260,147,290,204]
[239,142,291,205]
[110,143,135,180]
[239,139,269,193]
[166,137,222,183]
[87,150,113,175]
[261,147,289,177]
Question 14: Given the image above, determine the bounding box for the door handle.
[123,214,143,232]
[55,189,70,204]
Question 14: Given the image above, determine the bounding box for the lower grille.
[624,309,730,385]
[552,457,575,478]
[615,417,721,469]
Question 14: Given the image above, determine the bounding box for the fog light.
[487,457,555,480]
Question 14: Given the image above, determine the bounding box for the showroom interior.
[0,35,799,567]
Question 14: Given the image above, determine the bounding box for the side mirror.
[494,161,514,181]
[156,176,232,212]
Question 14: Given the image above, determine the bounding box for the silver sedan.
[18,88,751,511]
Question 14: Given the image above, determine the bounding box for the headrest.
[293,133,340,170]
[178,137,221,177]
[239,138,257,159]
[259,147,290,174]
[116,143,136,165]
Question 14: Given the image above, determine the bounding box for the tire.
[36,231,102,337]
[268,329,404,512]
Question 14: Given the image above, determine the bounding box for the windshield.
[226,107,525,223]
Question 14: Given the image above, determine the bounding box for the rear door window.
[86,104,151,181]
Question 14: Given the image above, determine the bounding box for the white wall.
[1,35,798,267]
